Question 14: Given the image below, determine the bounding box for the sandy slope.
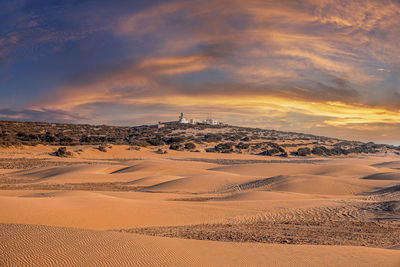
[0,191,252,229]
[1,223,399,267]
[210,162,380,178]
[1,145,400,266]
[361,172,400,180]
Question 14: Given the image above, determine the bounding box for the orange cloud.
[139,56,209,75]
[27,0,400,142]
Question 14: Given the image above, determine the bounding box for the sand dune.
[362,172,400,180]
[1,146,400,266]
[144,173,253,193]
[6,159,219,185]
[1,223,399,267]
[111,159,217,175]
[0,190,252,229]
[18,190,90,198]
[266,174,375,195]
[219,191,316,201]
[373,161,400,169]
[9,164,127,184]
[310,163,378,177]
[210,163,317,177]
[366,184,400,195]
[219,174,390,195]
[212,162,378,178]
[124,175,183,187]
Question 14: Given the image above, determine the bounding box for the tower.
[178,112,188,123]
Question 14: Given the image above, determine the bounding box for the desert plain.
[0,141,400,266]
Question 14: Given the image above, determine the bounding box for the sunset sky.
[0,0,399,143]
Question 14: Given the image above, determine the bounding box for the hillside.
[0,120,399,157]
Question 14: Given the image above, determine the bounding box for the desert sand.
[1,145,400,266]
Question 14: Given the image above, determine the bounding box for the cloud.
[1,0,399,143]
[0,1,107,65]
[0,108,86,123]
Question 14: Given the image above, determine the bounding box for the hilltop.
[0,120,399,157]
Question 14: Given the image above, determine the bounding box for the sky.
[0,0,399,144]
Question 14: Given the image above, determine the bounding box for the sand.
[0,145,400,266]
[0,223,399,267]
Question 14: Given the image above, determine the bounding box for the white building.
[203,118,218,125]
[178,112,189,123]
[176,112,222,125]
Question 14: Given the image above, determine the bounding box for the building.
[203,118,218,125]
[178,112,189,124]
[174,112,223,125]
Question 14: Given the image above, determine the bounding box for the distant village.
[158,113,225,127]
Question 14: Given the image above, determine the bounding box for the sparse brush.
[98,145,107,152]
[54,147,73,157]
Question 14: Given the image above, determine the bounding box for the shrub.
[127,146,141,151]
[59,136,74,146]
[98,145,107,152]
[55,147,73,157]
[280,151,288,157]
[165,137,185,144]
[311,146,331,156]
[215,143,234,153]
[203,134,222,143]
[329,146,347,155]
[241,136,251,142]
[296,147,311,156]
[157,148,168,154]
[169,143,183,150]
[129,140,149,147]
[43,132,57,143]
[235,142,250,150]
[185,142,196,150]
[260,147,282,156]
[147,138,165,146]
